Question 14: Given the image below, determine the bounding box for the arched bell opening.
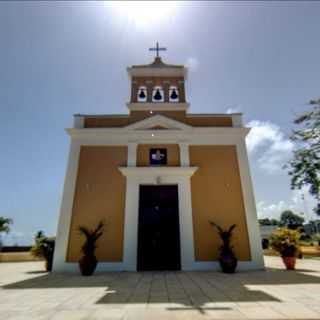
[169,86,179,102]
[137,86,147,102]
[152,86,164,103]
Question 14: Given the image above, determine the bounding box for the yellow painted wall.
[84,112,233,128]
[137,144,180,166]
[67,146,127,262]
[190,145,251,261]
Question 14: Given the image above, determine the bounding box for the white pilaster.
[177,176,196,270]
[53,139,81,272]
[127,142,138,167]
[179,142,190,167]
[236,140,264,269]
[122,176,140,270]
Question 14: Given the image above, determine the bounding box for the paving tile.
[270,302,320,319]
[204,308,248,319]
[91,308,126,319]
[238,306,286,319]
[2,257,320,319]
[50,309,93,320]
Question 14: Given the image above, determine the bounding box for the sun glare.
[108,1,177,27]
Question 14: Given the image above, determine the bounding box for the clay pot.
[45,254,54,272]
[79,254,97,276]
[219,252,238,273]
[282,256,296,270]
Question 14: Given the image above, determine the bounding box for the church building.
[53,45,264,272]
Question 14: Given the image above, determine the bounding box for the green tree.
[280,210,304,229]
[0,217,13,234]
[287,99,320,215]
[259,218,280,226]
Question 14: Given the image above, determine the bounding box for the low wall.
[0,252,43,262]
[264,246,320,257]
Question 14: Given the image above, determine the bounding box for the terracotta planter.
[219,252,238,273]
[79,254,97,276]
[282,256,296,270]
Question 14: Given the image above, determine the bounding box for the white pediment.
[125,114,192,131]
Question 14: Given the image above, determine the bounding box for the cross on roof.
[149,42,167,58]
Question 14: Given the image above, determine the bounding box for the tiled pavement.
[1,256,320,319]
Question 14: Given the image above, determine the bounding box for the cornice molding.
[125,114,193,131]
[118,166,198,177]
[127,67,187,78]
[127,102,189,111]
[66,127,249,137]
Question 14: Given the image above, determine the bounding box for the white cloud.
[291,187,318,221]
[257,188,318,222]
[246,120,294,173]
[0,231,34,246]
[226,107,241,114]
[257,200,294,220]
[185,57,199,72]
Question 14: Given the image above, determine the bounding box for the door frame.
[137,184,181,271]
[120,167,198,271]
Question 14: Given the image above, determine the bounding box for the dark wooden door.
[137,185,181,271]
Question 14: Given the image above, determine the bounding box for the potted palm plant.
[270,227,300,270]
[78,221,104,276]
[0,217,13,250]
[30,231,55,271]
[210,221,238,273]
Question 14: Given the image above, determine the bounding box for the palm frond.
[228,224,236,233]
[93,231,104,242]
[79,226,91,238]
[92,221,104,237]
[210,221,223,234]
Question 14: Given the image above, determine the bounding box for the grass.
[303,255,320,260]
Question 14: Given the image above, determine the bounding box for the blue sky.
[0,1,319,245]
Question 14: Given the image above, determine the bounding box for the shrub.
[30,231,55,271]
[270,228,301,257]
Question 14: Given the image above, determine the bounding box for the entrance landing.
[1,257,320,319]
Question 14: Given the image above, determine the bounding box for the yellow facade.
[67,146,127,262]
[54,55,262,272]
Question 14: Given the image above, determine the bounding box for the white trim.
[236,140,265,269]
[50,261,263,273]
[53,140,81,272]
[66,127,250,143]
[127,102,189,111]
[73,116,84,128]
[127,142,137,166]
[125,114,192,131]
[179,143,190,167]
[231,114,243,128]
[119,166,198,177]
[119,169,197,271]
[76,113,238,118]
[122,176,140,271]
[127,67,186,78]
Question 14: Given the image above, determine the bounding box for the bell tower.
[127,42,188,112]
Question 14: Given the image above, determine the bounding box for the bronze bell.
[170,89,178,100]
[139,90,146,99]
[153,89,162,101]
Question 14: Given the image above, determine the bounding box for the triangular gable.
[125,114,192,131]
[148,125,168,130]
